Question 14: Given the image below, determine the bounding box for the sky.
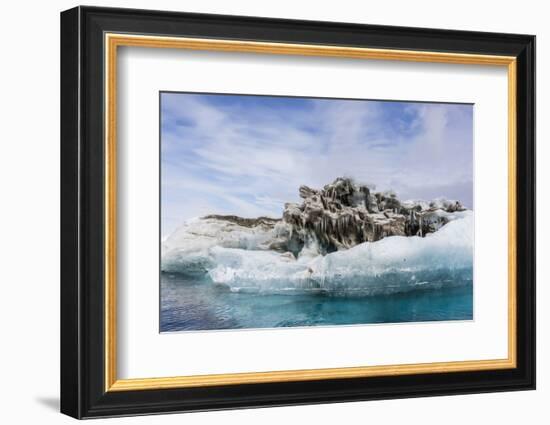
[161,92,473,237]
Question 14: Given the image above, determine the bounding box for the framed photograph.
[60,6,535,419]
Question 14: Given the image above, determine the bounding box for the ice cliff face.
[161,177,471,284]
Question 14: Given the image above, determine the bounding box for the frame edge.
[60,6,83,420]
[515,34,536,391]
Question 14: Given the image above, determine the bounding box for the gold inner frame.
[104,33,517,392]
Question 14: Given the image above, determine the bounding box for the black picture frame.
[61,5,535,419]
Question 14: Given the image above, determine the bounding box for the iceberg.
[161,178,473,295]
[207,212,473,295]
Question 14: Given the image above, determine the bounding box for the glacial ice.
[162,211,473,296]
[161,217,279,275]
[162,217,277,252]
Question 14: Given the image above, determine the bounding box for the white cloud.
[161,93,473,235]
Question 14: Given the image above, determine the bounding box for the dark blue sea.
[160,273,473,332]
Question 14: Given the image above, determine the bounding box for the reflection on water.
[160,274,473,332]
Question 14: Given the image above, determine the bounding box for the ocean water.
[160,273,473,332]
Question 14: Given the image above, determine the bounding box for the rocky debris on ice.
[279,177,467,256]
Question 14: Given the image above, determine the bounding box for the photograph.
[160,92,474,332]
